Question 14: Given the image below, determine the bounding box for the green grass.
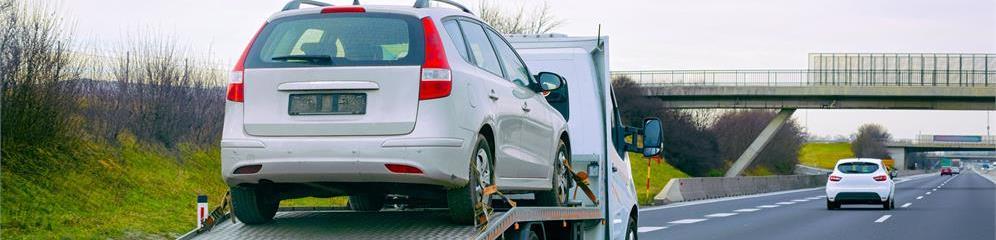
[1,134,227,239]
[799,142,854,170]
[628,153,689,206]
[0,132,354,239]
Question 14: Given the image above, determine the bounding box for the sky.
[52,0,996,139]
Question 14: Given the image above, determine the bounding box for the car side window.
[485,29,533,88]
[457,20,503,77]
[442,20,471,63]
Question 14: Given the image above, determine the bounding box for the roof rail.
[282,0,333,11]
[413,0,473,15]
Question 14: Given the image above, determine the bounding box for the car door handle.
[521,103,530,112]
[612,166,618,172]
[488,90,499,101]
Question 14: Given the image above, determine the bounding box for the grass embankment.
[1,134,347,239]
[628,153,689,206]
[798,142,853,170]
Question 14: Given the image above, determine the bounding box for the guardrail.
[653,170,933,205]
[610,69,996,87]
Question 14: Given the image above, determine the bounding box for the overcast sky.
[54,0,996,139]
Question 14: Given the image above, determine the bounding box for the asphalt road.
[638,171,996,240]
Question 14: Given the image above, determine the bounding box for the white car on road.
[221,3,573,225]
[826,158,896,210]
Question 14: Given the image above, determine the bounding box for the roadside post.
[197,195,208,229]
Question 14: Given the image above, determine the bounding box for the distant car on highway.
[220,3,574,225]
[941,167,953,176]
[950,167,961,174]
[826,158,896,210]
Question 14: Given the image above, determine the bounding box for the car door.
[608,90,637,238]
[485,28,555,179]
[453,20,526,181]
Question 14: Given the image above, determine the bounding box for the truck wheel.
[349,193,385,212]
[536,141,571,206]
[230,185,279,225]
[626,214,638,240]
[447,134,494,225]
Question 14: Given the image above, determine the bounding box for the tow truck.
[180,10,659,238]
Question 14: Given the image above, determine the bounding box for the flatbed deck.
[180,207,601,240]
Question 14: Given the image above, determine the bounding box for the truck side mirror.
[641,118,663,157]
[536,72,564,92]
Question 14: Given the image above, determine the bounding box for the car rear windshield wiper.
[271,55,333,64]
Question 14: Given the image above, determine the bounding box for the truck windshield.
[245,13,425,68]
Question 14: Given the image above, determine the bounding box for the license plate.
[288,93,366,115]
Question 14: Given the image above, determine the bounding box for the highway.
[638,171,996,240]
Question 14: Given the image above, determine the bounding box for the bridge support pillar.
[725,108,796,177]
[886,147,908,170]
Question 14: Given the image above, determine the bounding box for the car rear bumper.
[826,185,892,203]
[221,135,473,189]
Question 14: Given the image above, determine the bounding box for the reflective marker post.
[197,195,208,229]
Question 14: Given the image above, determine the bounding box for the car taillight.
[829,175,842,182]
[385,164,423,174]
[228,23,266,102]
[418,17,451,100]
[873,175,888,181]
[321,6,365,13]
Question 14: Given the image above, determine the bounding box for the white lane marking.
[932,188,937,191]
[758,205,779,208]
[776,201,796,205]
[901,203,912,208]
[705,213,738,218]
[874,215,892,223]
[792,199,809,202]
[807,197,822,200]
[734,208,760,212]
[926,192,932,195]
[640,187,825,212]
[669,219,707,224]
[637,226,667,233]
[916,196,923,200]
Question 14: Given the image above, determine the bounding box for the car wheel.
[826,199,834,210]
[625,214,638,240]
[536,141,572,206]
[349,193,385,212]
[882,198,892,210]
[447,134,494,225]
[230,185,280,225]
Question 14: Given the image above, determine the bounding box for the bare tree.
[477,0,563,34]
[852,124,891,158]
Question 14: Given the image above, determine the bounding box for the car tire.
[349,193,385,212]
[230,185,280,225]
[447,134,494,225]
[536,140,572,207]
[826,200,834,210]
[882,198,892,210]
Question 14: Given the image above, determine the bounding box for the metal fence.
[610,69,996,87]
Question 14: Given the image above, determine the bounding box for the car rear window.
[837,162,880,174]
[245,13,425,68]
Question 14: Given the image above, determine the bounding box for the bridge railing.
[611,70,996,87]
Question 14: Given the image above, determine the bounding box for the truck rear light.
[418,17,451,100]
[385,164,423,174]
[233,164,262,174]
[829,175,842,182]
[229,23,266,102]
[321,6,365,13]
[873,175,887,181]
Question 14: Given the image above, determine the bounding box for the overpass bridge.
[887,135,996,170]
[610,53,996,176]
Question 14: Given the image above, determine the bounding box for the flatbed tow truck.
[180,18,659,239]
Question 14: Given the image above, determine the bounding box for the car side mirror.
[641,118,663,157]
[889,171,898,178]
[536,72,564,92]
